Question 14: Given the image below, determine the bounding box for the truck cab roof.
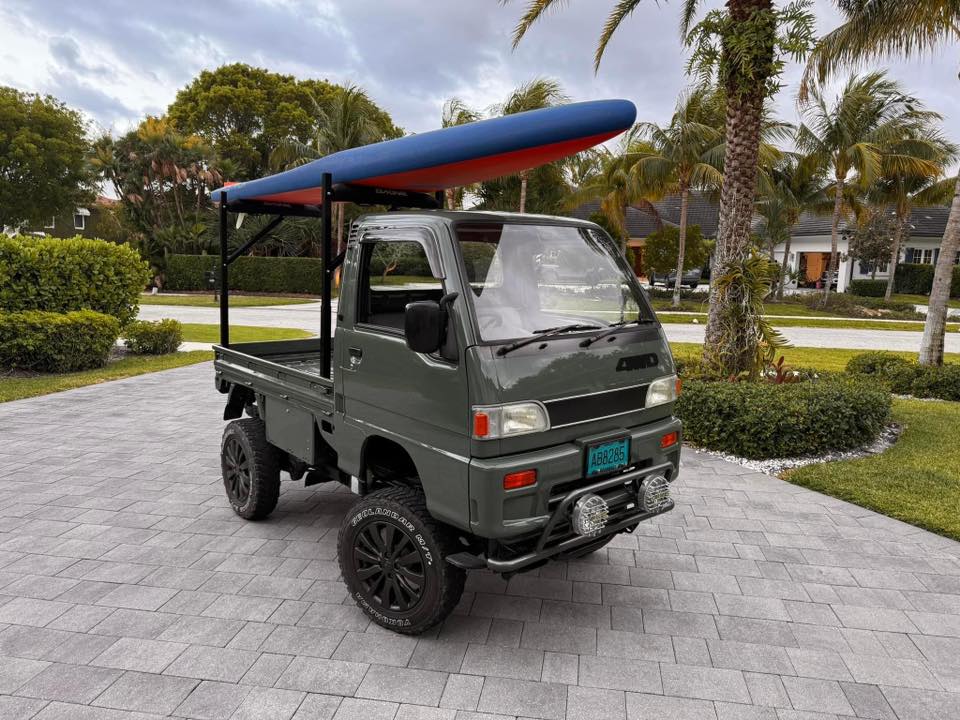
[355,209,599,230]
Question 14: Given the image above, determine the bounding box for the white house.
[771,206,954,293]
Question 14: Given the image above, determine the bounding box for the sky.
[1,0,958,148]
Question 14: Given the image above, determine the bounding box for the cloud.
[0,0,957,158]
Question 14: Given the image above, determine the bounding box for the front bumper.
[485,460,675,572]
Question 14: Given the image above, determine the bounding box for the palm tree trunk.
[884,217,904,301]
[519,170,529,214]
[445,188,455,210]
[703,82,768,373]
[672,188,690,308]
[919,174,960,365]
[776,232,792,301]
[822,179,844,306]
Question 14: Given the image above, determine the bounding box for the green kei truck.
[213,180,680,633]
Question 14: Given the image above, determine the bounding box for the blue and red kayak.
[213,99,636,205]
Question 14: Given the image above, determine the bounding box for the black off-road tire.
[221,418,281,520]
[339,486,465,634]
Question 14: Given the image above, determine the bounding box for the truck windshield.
[456,222,653,343]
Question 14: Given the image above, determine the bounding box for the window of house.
[921,248,935,265]
[44,216,55,229]
[356,236,443,333]
[74,213,85,230]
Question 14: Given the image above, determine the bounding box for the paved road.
[141,301,960,352]
[1,363,960,718]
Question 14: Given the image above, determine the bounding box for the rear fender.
[223,385,252,421]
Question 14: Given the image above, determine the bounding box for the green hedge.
[165,254,324,294]
[123,319,183,355]
[0,310,120,372]
[676,378,891,459]
[846,351,960,400]
[848,279,886,297]
[0,235,149,325]
[893,263,960,298]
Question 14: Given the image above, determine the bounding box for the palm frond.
[595,0,645,72]
[504,0,568,49]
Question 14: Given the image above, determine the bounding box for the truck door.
[336,228,470,520]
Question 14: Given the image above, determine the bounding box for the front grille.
[544,385,648,428]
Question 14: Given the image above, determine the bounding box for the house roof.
[651,191,720,237]
[790,205,951,238]
[569,199,674,238]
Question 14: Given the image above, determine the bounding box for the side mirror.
[404,301,443,354]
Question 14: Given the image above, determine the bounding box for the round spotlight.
[638,475,670,513]
[572,493,609,537]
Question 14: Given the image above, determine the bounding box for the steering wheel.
[479,313,503,331]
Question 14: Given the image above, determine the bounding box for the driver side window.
[357,239,444,334]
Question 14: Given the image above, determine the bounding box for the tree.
[494,78,569,213]
[441,98,482,209]
[848,207,895,279]
[271,85,386,262]
[0,87,94,227]
[89,117,223,271]
[505,0,815,376]
[754,152,829,299]
[866,128,955,300]
[167,64,401,180]
[474,162,570,214]
[796,72,941,305]
[630,85,723,307]
[644,224,710,276]
[803,0,960,365]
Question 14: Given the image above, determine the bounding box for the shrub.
[910,365,960,401]
[893,263,960,298]
[848,279,886,297]
[676,377,891,459]
[0,310,120,373]
[123,319,183,355]
[165,255,324,294]
[793,292,921,319]
[0,235,150,324]
[845,351,921,394]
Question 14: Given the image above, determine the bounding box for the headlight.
[473,402,549,439]
[646,375,679,407]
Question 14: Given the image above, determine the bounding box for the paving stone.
[0,655,50,693]
[332,629,415,666]
[781,677,854,715]
[157,614,244,647]
[394,704,458,720]
[881,686,960,720]
[16,662,121,704]
[264,624,345,659]
[477,676,566,720]
[0,695,48,720]
[708,638,795,675]
[625,691,717,720]
[567,685,625,720]
[578,654,661,693]
[520,621,596,654]
[661,664,751,704]
[231,687,305,720]
[356,664,449,706]
[89,670,197,714]
[409,638,469,672]
[163,644,259,682]
[439,673,483,711]
[0,596,71,627]
[841,652,942,690]
[461,643,543,681]
[541,651,578,684]
[92,636,188,673]
[277,656,369,696]
[95,584,178,611]
[596,628,674,662]
[839,681,897,720]
[332,697,398,720]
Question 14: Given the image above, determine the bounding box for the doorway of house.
[798,252,833,289]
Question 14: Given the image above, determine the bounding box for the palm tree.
[494,78,569,213]
[803,1,960,364]
[755,152,830,299]
[504,0,816,375]
[441,98,482,209]
[796,72,941,305]
[271,85,383,259]
[630,85,723,307]
[866,131,957,300]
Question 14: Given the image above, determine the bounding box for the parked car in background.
[648,267,703,289]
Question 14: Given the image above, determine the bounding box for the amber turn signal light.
[503,469,537,490]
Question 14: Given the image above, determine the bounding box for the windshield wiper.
[578,318,657,348]
[496,324,602,356]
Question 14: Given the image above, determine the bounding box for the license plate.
[585,437,630,477]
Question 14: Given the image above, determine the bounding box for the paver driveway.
[2,363,960,720]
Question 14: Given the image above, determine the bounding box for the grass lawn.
[0,351,212,403]
[658,313,959,333]
[891,293,960,309]
[180,324,312,343]
[669,342,960,372]
[650,298,836,317]
[786,399,960,541]
[141,293,316,307]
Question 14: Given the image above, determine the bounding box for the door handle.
[348,347,363,368]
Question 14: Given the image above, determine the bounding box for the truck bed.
[213,338,335,415]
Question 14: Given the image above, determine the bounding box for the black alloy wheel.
[223,436,252,505]
[354,520,425,613]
